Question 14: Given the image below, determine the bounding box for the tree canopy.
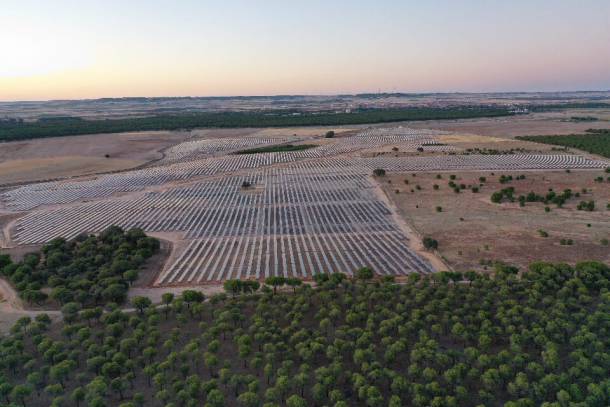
[0,261,608,406]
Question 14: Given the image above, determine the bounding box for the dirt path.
[371,176,450,272]
[0,278,23,311]
[128,284,226,304]
[0,278,62,334]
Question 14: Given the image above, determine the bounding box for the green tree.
[131,296,152,314]
[265,276,286,294]
[286,394,308,407]
[11,384,32,407]
[355,267,374,280]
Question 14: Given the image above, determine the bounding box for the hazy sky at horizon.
[1,0,610,101]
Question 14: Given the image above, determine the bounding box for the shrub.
[577,201,595,211]
[373,168,386,177]
[491,191,504,203]
[355,267,374,280]
[423,237,439,250]
[499,175,513,184]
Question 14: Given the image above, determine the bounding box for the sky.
[1,0,609,101]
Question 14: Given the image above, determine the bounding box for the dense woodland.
[0,227,159,307]
[0,108,513,142]
[0,251,608,406]
[517,129,610,158]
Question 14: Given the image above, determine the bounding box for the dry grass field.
[0,130,189,184]
[0,127,354,185]
[0,156,144,185]
[381,169,610,272]
[408,109,610,138]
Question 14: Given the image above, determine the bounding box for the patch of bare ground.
[380,169,610,272]
[0,212,24,247]
[370,176,447,272]
[0,130,190,185]
[131,236,174,288]
[0,156,144,185]
[0,278,62,335]
[407,110,610,138]
[124,235,224,304]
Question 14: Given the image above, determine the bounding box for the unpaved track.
[372,176,449,272]
[0,278,62,334]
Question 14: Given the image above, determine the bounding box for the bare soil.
[381,170,610,272]
[0,130,189,185]
[407,110,610,138]
[0,278,62,334]
[0,127,355,186]
[0,156,143,185]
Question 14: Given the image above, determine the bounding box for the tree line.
[0,107,513,142]
[516,129,610,158]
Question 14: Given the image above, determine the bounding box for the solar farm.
[1,127,607,286]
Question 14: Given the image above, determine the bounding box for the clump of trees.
[517,129,610,158]
[423,237,439,250]
[324,130,335,138]
[491,187,575,207]
[498,174,526,184]
[577,200,595,211]
[0,261,609,406]
[0,226,159,306]
[491,187,515,203]
[372,168,386,177]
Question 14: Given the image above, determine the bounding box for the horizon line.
[2,89,610,104]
